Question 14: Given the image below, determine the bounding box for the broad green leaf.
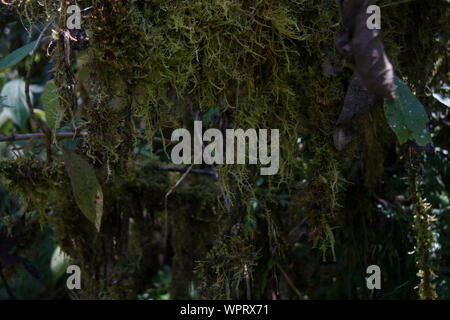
[29,84,44,93]
[50,246,71,280]
[384,76,432,146]
[0,40,37,69]
[63,149,104,232]
[41,80,58,129]
[0,79,29,130]
[0,113,11,131]
[33,108,46,119]
[0,97,8,129]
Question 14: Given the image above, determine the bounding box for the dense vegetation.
[0,0,449,300]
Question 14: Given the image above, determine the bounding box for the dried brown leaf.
[334,72,377,151]
[335,0,396,104]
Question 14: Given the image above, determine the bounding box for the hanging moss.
[1,0,446,299]
[409,157,437,300]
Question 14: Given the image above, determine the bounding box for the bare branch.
[0,131,170,144]
[163,163,194,252]
[0,131,87,142]
[158,165,216,176]
[277,264,303,299]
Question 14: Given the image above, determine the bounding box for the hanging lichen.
[408,149,437,300]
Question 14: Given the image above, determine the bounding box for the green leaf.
[63,149,104,232]
[41,80,58,129]
[0,79,29,130]
[384,75,432,146]
[432,92,450,108]
[0,113,11,131]
[50,246,71,280]
[0,97,9,129]
[0,40,37,70]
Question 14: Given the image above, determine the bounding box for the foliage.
[0,79,29,130]
[0,0,448,301]
[0,39,37,70]
[385,75,432,146]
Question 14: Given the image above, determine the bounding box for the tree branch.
[277,264,303,299]
[0,131,87,142]
[158,165,216,176]
[0,131,170,143]
[24,18,54,162]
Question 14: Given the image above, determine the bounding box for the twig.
[163,164,194,251]
[0,131,87,142]
[276,264,303,299]
[380,0,414,8]
[24,18,54,163]
[164,164,194,201]
[0,266,16,300]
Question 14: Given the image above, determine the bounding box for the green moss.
[409,164,437,300]
[3,0,446,299]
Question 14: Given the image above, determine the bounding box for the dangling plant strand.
[408,147,437,300]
